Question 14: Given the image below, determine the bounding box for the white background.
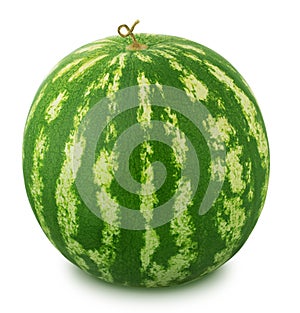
[1,0,299,312]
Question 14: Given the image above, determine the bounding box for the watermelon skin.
[23,33,269,287]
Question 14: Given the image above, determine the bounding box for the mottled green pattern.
[23,33,269,287]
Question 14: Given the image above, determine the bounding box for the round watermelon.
[23,22,270,287]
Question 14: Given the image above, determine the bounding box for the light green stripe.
[180,72,208,101]
[55,103,119,281]
[174,43,206,55]
[68,54,108,82]
[142,106,197,287]
[202,114,233,182]
[152,48,208,101]
[226,146,246,194]
[74,42,110,54]
[151,49,183,72]
[214,196,246,263]
[105,53,127,115]
[141,228,160,271]
[199,108,248,275]
[143,179,197,287]
[140,143,160,271]
[45,90,69,123]
[205,61,269,167]
[84,72,110,97]
[92,149,120,282]
[87,57,127,281]
[245,161,254,201]
[30,127,55,245]
[56,105,90,270]
[183,52,202,62]
[139,142,158,223]
[202,194,246,276]
[135,52,153,63]
[205,61,269,210]
[137,72,152,128]
[52,58,83,83]
[163,107,188,165]
[137,74,161,274]
[107,53,126,98]
[203,114,234,144]
[93,150,120,225]
[153,48,190,82]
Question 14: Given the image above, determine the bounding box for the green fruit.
[23,24,269,287]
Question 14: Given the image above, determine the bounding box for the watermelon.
[23,22,270,287]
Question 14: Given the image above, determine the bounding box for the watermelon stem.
[118,20,148,50]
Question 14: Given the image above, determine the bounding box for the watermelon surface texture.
[23,32,270,287]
